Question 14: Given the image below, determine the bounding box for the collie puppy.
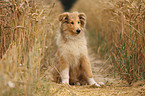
[52,12,102,87]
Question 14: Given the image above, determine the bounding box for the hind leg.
[80,56,100,87]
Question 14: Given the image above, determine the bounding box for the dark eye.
[78,22,80,24]
[71,22,74,25]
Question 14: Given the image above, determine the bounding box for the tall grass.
[105,0,145,84]
[71,0,145,84]
[0,0,62,95]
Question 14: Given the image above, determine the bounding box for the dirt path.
[37,82,144,96]
[36,0,145,96]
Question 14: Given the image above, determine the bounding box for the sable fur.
[51,12,96,85]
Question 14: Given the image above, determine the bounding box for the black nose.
[76,29,81,34]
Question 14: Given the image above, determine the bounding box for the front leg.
[80,56,100,87]
[60,56,69,84]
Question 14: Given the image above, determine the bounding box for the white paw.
[62,78,69,84]
[98,82,105,86]
[61,67,69,84]
[94,83,101,87]
[89,82,101,88]
[87,78,98,85]
[87,78,105,87]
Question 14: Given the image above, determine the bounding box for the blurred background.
[0,0,144,95]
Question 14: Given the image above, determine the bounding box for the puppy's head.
[59,12,86,35]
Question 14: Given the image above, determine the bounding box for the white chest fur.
[56,34,88,66]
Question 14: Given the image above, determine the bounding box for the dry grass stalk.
[102,0,145,84]
[0,0,63,95]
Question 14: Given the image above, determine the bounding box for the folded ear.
[58,12,69,22]
[78,13,86,27]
